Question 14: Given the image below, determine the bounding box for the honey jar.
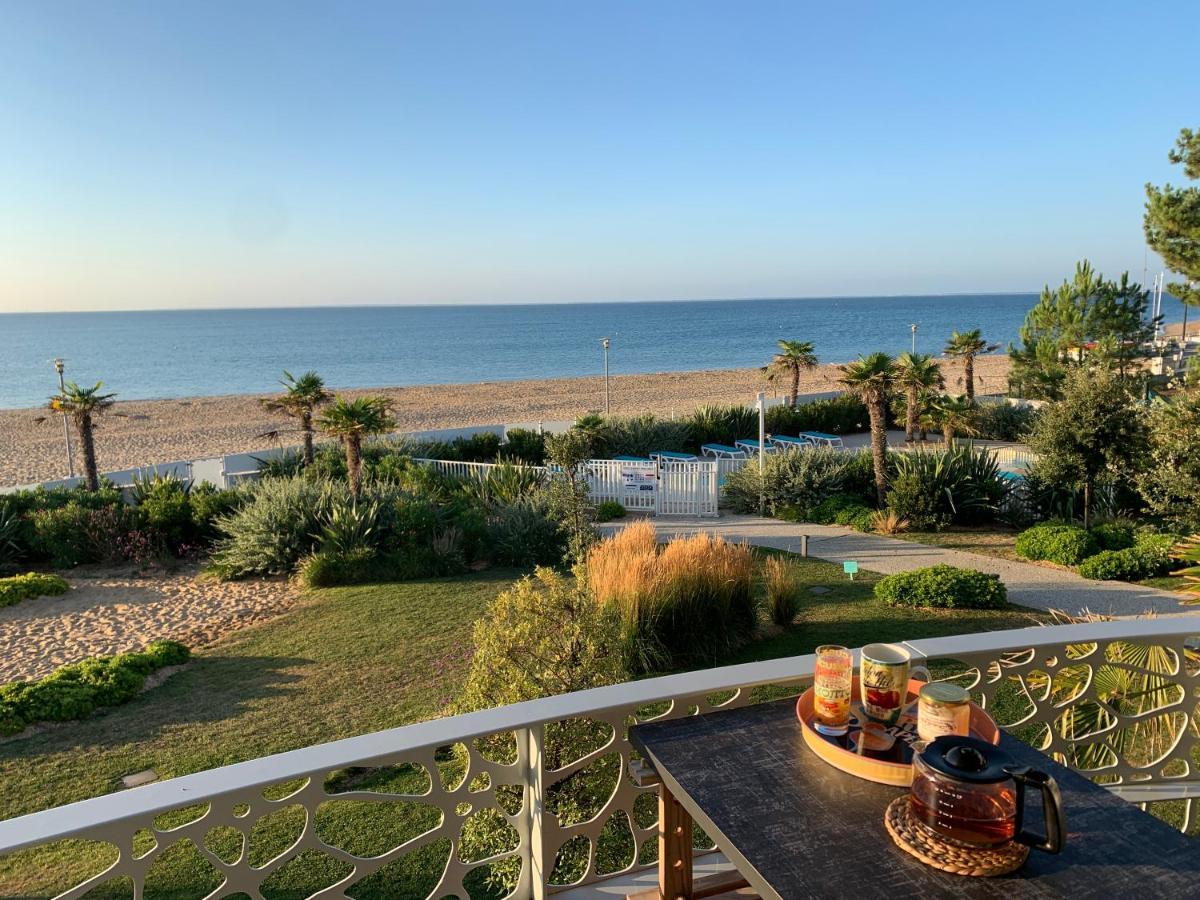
[917,682,971,742]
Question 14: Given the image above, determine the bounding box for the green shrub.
[1078,548,1146,581]
[594,501,626,523]
[209,477,338,578]
[0,572,69,607]
[1014,523,1098,566]
[975,402,1039,441]
[484,502,566,568]
[875,564,1007,609]
[765,394,869,437]
[834,505,876,532]
[301,546,381,588]
[1090,521,1135,551]
[0,505,21,572]
[723,447,859,516]
[807,494,867,524]
[0,640,189,734]
[188,484,243,544]
[134,475,194,552]
[888,446,1011,528]
[29,503,96,567]
[500,428,546,465]
[1131,531,1180,577]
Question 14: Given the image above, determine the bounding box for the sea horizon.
[4,292,1186,410]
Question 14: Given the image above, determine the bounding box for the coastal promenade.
[615,514,1196,617]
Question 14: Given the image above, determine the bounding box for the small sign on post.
[843,560,859,580]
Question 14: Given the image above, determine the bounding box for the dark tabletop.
[629,699,1200,900]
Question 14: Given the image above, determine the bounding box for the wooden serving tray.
[796,678,999,787]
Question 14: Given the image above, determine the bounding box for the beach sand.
[1,356,1010,486]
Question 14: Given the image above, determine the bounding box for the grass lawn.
[897,525,1022,561]
[0,558,1049,898]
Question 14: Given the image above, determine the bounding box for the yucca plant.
[129,471,191,504]
[459,463,547,508]
[686,404,759,450]
[889,445,1010,526]
[315,497,381,555]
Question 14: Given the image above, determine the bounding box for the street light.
[600,337,611,414]
[54,358,75,478]
[910,323,918,354]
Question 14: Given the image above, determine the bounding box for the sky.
[1,0,1197,313]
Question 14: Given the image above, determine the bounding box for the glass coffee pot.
[910,735,1065,853]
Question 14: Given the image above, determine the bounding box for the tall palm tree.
[766,340,818,407]
[49,381,116,490]
[839,352,897,505]
[317,396,396,498]
[933,394,980,447]
[895,352,944,442]
[259,370,332,465]
[944,329,999,400]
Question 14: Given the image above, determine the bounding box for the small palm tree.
[839,352,897,505]
[259,370,332,465]
[895,352,944,442]
[944,329,999,400]
[933,394,980,447]
[317,396,396,498]
[49,381,116,490]
[766,340,818,407]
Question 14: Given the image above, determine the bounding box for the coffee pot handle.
[1007,766,1066,854]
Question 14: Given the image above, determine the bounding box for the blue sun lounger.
[700,443,747,459]
[614,455,653,462]
[769,434,814,450]
[734,438,775,455]
[649,450,698,463]
[798,431,845,449]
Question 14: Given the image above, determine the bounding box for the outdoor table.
[628,698,1200,899]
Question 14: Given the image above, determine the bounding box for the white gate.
[656,459,719,517]
[584,460,659,512]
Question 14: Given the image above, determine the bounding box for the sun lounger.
[769,434,814,450]
[614,454,653,462]
[798,431,845,449]
[649,450,699,462]
[700,443,747,459]
[734,438,775,455]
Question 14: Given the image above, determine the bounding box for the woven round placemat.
[884,796,1029,876]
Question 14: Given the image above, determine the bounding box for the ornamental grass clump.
[587,521,755,670]
[764,556,802,626]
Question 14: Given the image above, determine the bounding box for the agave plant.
[890,445,1011,525]
[315,497,381,555]
[129,471,192,504]
[459,463,548,508]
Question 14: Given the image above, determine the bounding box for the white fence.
[0,619,1195,898]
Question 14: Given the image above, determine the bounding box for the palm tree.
[944,329,999,400]
[766,340,818,407]
[317,396,396,498]
[933,394,980,447]
[839,352,897,505]
[259,370,332,465]
[49,381,116,490]
[895,352,944,442]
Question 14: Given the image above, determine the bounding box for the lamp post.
[756,391,766,516]
[600,337,611,414]
[910,323,918,354]
[54,358,75,478]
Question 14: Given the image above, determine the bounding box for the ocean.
[1,293,1186,409]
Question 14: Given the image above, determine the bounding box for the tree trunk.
[964,355,976,400]
[869,397,888,506]
[346,436,362,499]
[301,411,314,465]
[905,387,917,442]
[944,424,955,448]
[790,367,799,408]
[78,413,99,491]
[1082,479,1091,529]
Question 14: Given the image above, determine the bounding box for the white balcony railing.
[0,619,1196,898]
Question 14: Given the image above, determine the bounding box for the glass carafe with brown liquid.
[910,736,1065,853]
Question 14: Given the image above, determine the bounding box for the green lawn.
[0,558,1047,898]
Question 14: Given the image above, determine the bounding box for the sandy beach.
[1,356,1010,486]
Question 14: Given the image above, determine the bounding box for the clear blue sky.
[2,0,1197,312]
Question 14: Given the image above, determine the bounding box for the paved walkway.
[618,514,1197,618]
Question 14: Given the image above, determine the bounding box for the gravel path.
[0,565,301,682]
[624,514,1198,618]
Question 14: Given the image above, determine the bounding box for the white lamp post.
[54,358,75,478]
[600,338,611,414]
[910,323,918,354]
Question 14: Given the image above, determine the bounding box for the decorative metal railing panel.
[0,620,1196,898]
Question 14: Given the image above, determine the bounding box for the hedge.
[0,572,68,608]
[1014,523,1098,566]
[874,564,1008,610]
[0,640,190,737]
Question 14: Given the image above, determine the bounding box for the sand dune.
[0,356,1010,486]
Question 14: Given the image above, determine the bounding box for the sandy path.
[0,357,1010,486]
[0,566,301,682]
